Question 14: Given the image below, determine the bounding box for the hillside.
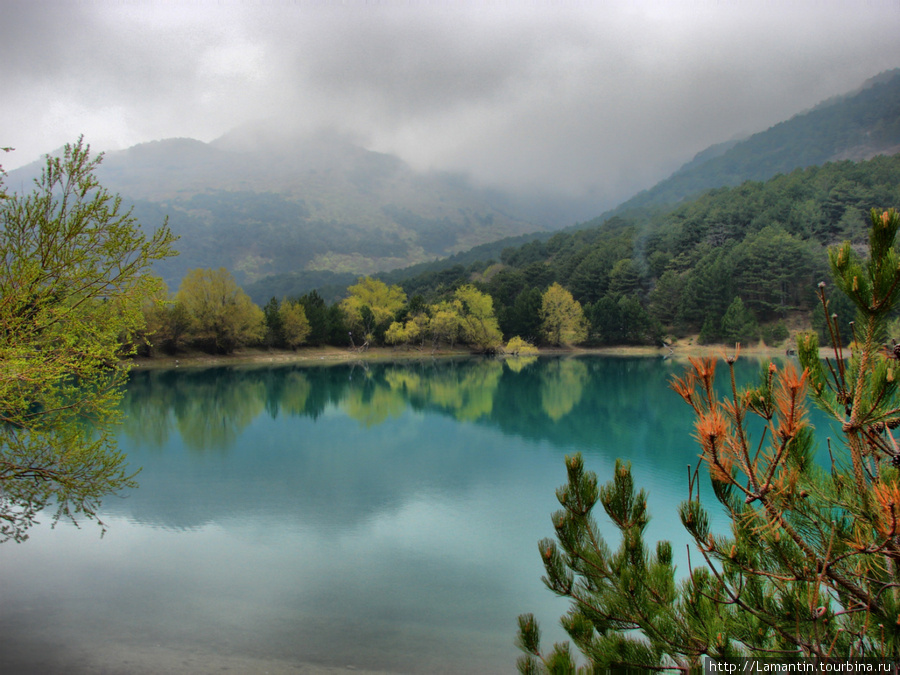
[385,153,900,347]
[5,128,588,292]
[348,68,900,310]
[595,69,900,221]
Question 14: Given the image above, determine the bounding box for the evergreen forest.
[383,153,900,348]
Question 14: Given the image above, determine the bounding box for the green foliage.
[389,149,900,346]
[505,336,539,356]
[518,208,900,667]
[297,290,331,346]
[720,296,759,344]
[453,285,504,353]
[175,268,266,353]
[263,297,283,347]
[0,138,177,542]
[648,269,684,326]
[278,299,311,349]
[340,276,407,344]
[588,294,661,346]
[760,319,790,347]
[730,226,818,319]
[697,315,720,345]
[426,300,463,349]
[501,287,544,344]
[260,296,310,349]
[540,283,588,347]
[384,315,426,349]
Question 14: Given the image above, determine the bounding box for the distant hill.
[593,68,900,223]
[304,68,900,306]
[5,128,592,292]
[362,69,900,345]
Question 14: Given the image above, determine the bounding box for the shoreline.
[128,340,811,370]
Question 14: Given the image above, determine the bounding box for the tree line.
[137,268,588,356]
[386,153,900,348]
[138,153,900,357]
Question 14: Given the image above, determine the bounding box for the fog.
[3,0,899,205]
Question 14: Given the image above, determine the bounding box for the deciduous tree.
[176,268,265,353]
[540,283,588,347]
[454,284,503,353]
[0,139,176,542]
[279,299,311,349]
[427,300,462,350]
[340,276,406,343]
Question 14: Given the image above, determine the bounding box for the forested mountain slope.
[280,68,900,310]
[391,154,900,345]
[597,69,900,220]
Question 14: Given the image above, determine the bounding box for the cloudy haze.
[3,0,900,206]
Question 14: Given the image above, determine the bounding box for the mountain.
[363,69,900,346]
[321,68,900,307]
[5,128,592,292]
[597,68,900,221]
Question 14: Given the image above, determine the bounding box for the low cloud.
[3,0,899,207]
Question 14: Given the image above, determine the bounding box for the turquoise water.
[0,355,835,674]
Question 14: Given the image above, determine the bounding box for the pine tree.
[517,209,900,671]
[721,296,759,344]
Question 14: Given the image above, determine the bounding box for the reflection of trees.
[121,370,179,448]
[540,358,589,421]
[278,372,312,416]
[504,356,538,373]
[343,381,406,427]
[118,358,789,471]
[174,377,266,452]
[112,356,805,513]
[384,360,503,421]
[122,368,266,452]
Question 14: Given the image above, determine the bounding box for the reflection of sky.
[0,356,845,673]
[1,404,576,673]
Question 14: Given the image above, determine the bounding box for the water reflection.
[121,355,702,454]
[540,358,589,420]
[3,355,820,674]
[112,355,776,536]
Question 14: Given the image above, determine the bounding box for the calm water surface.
[0,355,831,674]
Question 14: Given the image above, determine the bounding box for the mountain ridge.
[7,128,597,290]
[588,69,900,225]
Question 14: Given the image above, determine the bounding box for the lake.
[0,355,832,674]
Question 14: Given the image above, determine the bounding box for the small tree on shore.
[540,282,588,347]
[176,268,265,353]
[517,209,900,671]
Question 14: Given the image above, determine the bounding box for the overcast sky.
[3,0,900,205]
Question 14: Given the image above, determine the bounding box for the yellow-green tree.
[136,278,193,355]
[385,316,425,349]
[0,138,176,542]
[505,336,539,355]
[454,285,503,353]
[134,276,172,355]
[279,299,311,349]
[340,276,407,343]
[540,282,587,346]
[176,268,265,353]
[427,300,463,349]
